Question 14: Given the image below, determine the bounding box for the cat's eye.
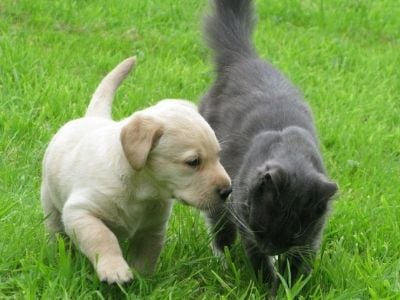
[185,157,201,168]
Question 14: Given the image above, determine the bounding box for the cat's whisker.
[231,199,246,209]
[230,213,253,236]
[286,245,314,257]
[294,218,320,239]
[226,206,255,239]
[231,185,250,192]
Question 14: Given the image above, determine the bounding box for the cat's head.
[246,160,337,255]
[234,134,338,255]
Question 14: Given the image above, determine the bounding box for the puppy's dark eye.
[185,158,201,168]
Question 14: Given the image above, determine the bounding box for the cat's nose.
[217,186,232,201]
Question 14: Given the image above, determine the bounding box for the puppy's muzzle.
[217,186,232,201]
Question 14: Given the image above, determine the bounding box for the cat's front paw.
[213,223,237,254]
[96,256,133,284]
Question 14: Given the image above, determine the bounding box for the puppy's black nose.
[218,186,232,201]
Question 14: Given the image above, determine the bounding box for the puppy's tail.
[205,0,256,71]
[85,57,136,119]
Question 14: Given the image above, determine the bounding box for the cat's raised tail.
[205,0,256,71]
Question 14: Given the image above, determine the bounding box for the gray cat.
[200,0,338,288]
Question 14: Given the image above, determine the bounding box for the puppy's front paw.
[96,256,133,284]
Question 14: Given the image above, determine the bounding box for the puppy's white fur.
[41,57,231,284]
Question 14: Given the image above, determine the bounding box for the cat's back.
[200,57,316,140]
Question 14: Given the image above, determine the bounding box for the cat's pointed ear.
[263,163,288,195]
[319,178,338,201]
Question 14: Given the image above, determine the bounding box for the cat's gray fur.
[200,0,338,287]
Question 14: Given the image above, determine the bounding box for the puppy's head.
[121,99,231,210]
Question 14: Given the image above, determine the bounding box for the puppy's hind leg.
[41,184,63,238]
[62,194,132,284]
[204,204,237,255]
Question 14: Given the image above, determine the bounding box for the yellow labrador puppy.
[41,57,231,284]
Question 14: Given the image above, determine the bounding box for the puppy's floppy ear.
[120,114,163,171]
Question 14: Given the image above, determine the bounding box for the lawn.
[1,0,399,298]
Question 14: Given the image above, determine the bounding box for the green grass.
[1,0,399,298]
